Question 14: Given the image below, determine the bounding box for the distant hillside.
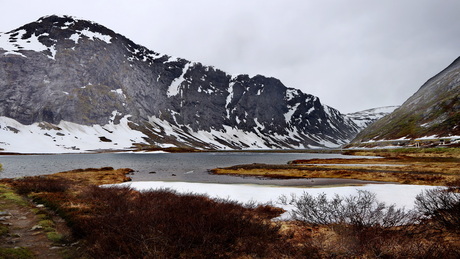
[345,106,399,130]
[352,57,460,144]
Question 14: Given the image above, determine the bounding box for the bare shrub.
[415,187,460,233]
[279,190,424,257]
[281,190,414,228]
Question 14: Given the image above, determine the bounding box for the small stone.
[31,225,43,231]
[36,204,45,208]
[0,211,10,216]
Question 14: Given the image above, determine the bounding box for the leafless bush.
[280,190,415,228]
[415,187,460,233]
[279,190,460,257]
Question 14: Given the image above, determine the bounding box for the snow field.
[110,181,438,220]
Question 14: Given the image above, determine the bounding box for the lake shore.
[210,148,460,186]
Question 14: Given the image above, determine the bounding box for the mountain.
[345,106,399,130]
[352,57,460,144]
[0,15,359,152]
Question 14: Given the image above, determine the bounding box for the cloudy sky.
[1,0,459,113]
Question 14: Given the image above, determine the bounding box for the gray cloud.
[1,0,459,113]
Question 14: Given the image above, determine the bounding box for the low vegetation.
[280,185,460,258]
[2,168,296,258]
[0,148,458,257]
[280,190,414,227]
[211,148,460,186]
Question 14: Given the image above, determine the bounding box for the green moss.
[0,185,28,206]
[0,163,3,171]
[0,247,34,258]
[36,213,51,220]
[38,219,55,229]
[0,224,8,236]
[46,231,63,243]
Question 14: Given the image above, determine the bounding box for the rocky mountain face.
[0,15,360,152]
[345,106,399,130]
[352,57,460,144]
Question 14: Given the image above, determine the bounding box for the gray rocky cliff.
[0,15,359,150]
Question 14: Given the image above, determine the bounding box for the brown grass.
[49,167,134,185]
[211,152,460,186]
[2,165,459,258]
[3,168,298,258]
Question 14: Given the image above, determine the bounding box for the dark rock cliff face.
[352,57,460,143]
[0,15,359,150]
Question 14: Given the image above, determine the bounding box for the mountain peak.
[19,15,114,36]
[0,15,116,59]
[0,16,360,151]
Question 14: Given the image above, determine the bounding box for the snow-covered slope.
[345,106,399,129]
[0,115,148,153]
[0,15,360,152]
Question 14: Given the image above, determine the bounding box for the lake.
[0,152,376,186]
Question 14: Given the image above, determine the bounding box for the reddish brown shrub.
[71,186,293,258]
[12,176,72,195]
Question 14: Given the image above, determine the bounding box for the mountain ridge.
[345,106,399,129]
[351,56,460,144]
[0,15,360,152]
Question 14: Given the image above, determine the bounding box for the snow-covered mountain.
[345,106,399,130]
[0,15,360,153]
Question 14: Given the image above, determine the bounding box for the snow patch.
[0,116,147,153]
[110,88,126,98]
[167,62,192,97]
[79,28,112,43]
[284,103,300,123]
[0,29,49,58]
[112,181,439,220]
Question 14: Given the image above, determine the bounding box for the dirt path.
[0,185,71,258]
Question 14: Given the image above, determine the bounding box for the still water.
[0,152,375,186]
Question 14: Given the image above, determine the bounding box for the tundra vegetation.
[0,148,459,258]
[211,147,460,186]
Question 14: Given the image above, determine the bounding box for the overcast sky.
[1,0,459,113]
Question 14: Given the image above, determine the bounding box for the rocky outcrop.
[0,15,359,151]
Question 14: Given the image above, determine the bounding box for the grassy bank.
[211,148,460,186]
